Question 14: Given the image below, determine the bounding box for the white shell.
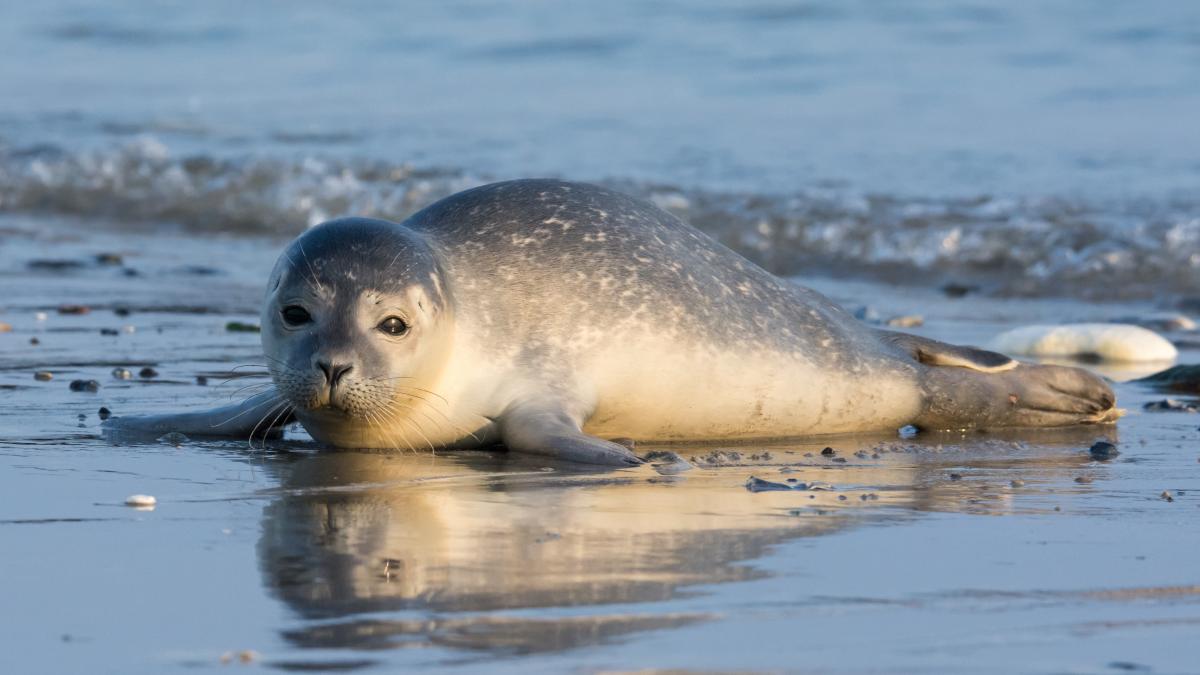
[990,323,1178,363]
[124,494,157,508]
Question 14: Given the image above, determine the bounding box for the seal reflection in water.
[105,179,1117,464]
[258,449,876,653]
[257,430,1113,656]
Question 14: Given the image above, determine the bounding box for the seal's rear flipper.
[498,402,644,467]
[878,330,1017,373]
[915,362,1120,431]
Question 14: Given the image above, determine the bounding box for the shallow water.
[3,1,1200,299]
[2,219,1198,673]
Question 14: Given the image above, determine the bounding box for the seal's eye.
[378,316,409,336]
[281,305,312,327]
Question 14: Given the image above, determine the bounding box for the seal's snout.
[317,360,353,388]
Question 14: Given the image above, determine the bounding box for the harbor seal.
[104,179,1118,465]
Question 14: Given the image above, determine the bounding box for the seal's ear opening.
[407,286,439,320]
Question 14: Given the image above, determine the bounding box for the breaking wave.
[2,137,1198,301]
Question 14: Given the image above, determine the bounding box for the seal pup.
[105,179,1117,465]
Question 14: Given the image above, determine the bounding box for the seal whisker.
[262,403,294,448]
[247,399,289,450]
[374,409,418,454]
[211,393,282,429]
[372,378,452,407]
[223,381,274,401]
[388,395,481,444]
[376,404,437,453]
[297,241,326,294]
[366,410,404,454]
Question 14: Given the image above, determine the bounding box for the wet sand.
[1,215,1197,673]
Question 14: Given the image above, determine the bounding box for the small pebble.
[113,307,131,317]
[99,328,119,336]
[0,322,11,333]
[95,253,123,265]
[644,450,693,475]
[238,650,258,663]
[138,367,158,379]
[1075,476,1093,484]
[69,379,100,392]
[1089,441,1120,460]
[29,337,40,345]
[34,312,48,321]
[34,371,53,381]
[123,325,136,333]
[885,314,924,328]
[1160,491,1175,502]
[195,375,209,386]
[111,368,133,380]
[57,304,90,315]
[98,407,111,420]
[831,457,847,463]
[837,495,847,501]
[820,446,836,456]
[1010,479,1025,488]
[77,413,86,421]
[949,473,963,481]
[898,425,919,439]
[124,494,156,508]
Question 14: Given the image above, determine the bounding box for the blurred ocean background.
[2,0,1198,298]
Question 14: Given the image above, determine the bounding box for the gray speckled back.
[405,179,869,364]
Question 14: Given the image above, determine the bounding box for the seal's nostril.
[316,361,352,387]
[330,364,353,385]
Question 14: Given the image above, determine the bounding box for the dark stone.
[941,282,979,298]
[1089,441,1120,460]
[69,379,100,392]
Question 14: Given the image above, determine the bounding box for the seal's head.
[261,218,453,427]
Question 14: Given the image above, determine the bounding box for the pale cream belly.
[580,343,924,442]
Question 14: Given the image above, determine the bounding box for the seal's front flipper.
[102,390,294,442]
[498,403,643,466]
[916,362,1119,431]
[878,330,1016,373]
